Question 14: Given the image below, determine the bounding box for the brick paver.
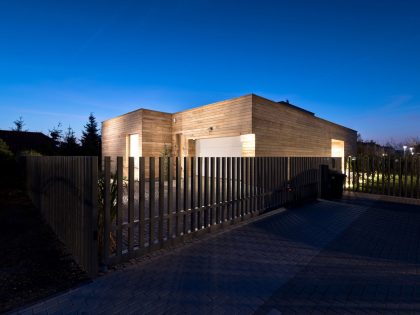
[12,197,420,314]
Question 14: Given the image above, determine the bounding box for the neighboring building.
[102,94,357,173]
[0,130,54,155]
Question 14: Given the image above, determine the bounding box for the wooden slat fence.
[101,156,339,266]
[290,157,339,202]
[26,156,98,277]
[345,155,420,199]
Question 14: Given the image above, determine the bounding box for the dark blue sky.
[1,0,419,144]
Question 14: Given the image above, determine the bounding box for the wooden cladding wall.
[26,156,98,277]
[252,95,357,157]
[101,109,143,173]
[100,155,338,266]
[101,94,357,166]
[171,95,253,155]
[141,109,172,157]
[102,109,172,176]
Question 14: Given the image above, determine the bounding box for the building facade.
[102,94,357,172]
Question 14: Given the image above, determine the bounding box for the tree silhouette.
[81,113,101,157]
[49,122,63,152]
[12,116,26,131]
[61,126,80,155]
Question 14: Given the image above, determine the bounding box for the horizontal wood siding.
[171,95,253,155]
[101,109,143,173]
[252,95,357,157]
[141,109,172,157]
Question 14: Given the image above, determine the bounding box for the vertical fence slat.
[149,157,155,248]
[204,157,209,227]
[410,156,414,198]
[139,157,145,249]
[227,157,231,221]
[190,157,196,232]
[197,157,202,229]
[183,157,188,234]
[216,157,220,224]
[103,157,110,266]
[236,157,241,218]
[128,157,135,256]
[116,157,123,261]
[210,157,215,226]
[176,157,181,236]
[158,157,164,246]
[221,157,226,223]
[167,157,173,240]
[231,157,236,220]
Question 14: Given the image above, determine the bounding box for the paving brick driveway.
[13,196,420,314]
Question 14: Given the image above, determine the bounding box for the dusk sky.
[0,0,419,144]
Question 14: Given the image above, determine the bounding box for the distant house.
[102,94,357,173]
[0,130,54,155]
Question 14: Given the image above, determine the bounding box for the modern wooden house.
[102,94,357,172]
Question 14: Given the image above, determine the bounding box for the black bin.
[329,171,346,198]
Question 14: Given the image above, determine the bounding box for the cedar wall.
[171,95,253,157]
[101,109,142,171]
[252,95,357,157]
[141,109,172,157]
[101,93,357,173]
[101,109,171,174]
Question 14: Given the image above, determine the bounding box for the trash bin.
[329,170,346,198]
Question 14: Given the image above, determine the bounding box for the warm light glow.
[240,133,255,157]
[331,139,345,171]
[129,134,140,179]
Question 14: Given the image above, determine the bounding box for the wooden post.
[204,157,209,227]
[116,157,123,261]
[149,157,155,248]
[128,157,135,256]
[197,157,202,229]
[139,157,145,249]
[158,157,164,246]
[167,157,173,240]
[103,157,111,267]
[176,157,181,236]
[183,157,188,234]
[190,157,196,232]
[227,157,231,221]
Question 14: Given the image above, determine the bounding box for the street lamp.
[403,145,407,156]
[409,147,414,155]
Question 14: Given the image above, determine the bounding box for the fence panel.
[345,155,420,199]
[100,156,336,267]
[26,156,98,277]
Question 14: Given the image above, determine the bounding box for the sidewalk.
[12,197,420,314]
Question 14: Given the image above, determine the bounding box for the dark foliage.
[81,113,101,157]
[49,123,63,151]
[11,116,27,132]
[60,126,80,156]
